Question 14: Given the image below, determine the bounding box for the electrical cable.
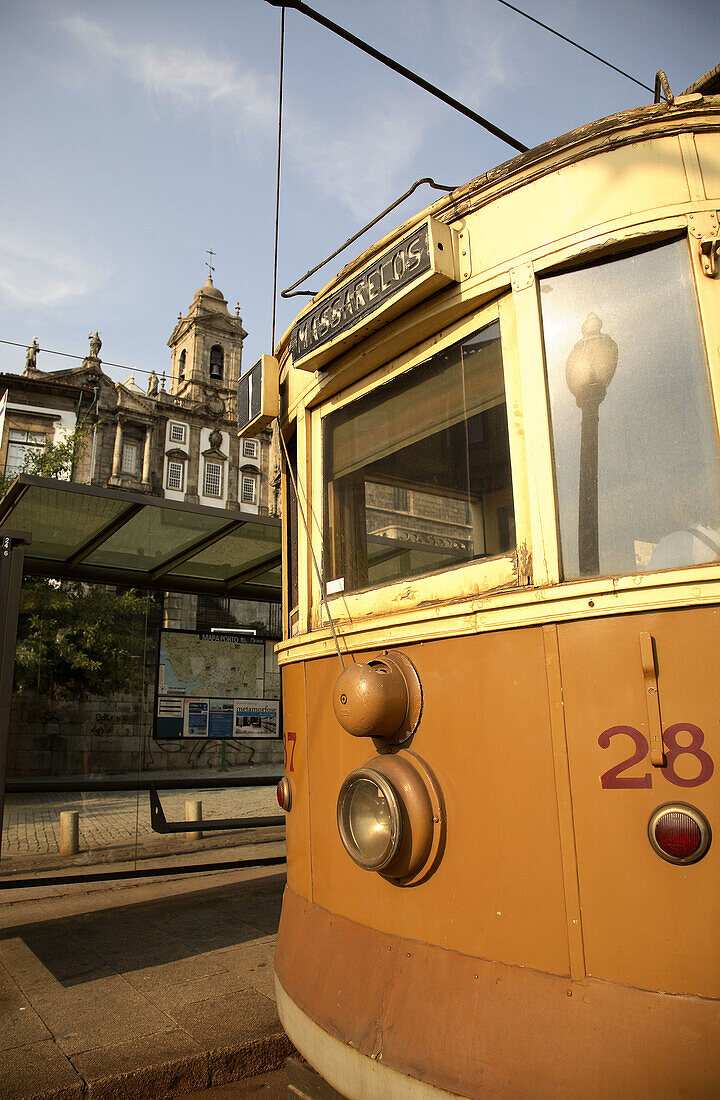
[277,425,347,670]
[264,0,528,153]
[0,336,159,380]
[270,8,286,350]
[266,5,348,670]
[493,0,655,96]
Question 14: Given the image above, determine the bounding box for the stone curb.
[14,1032,296,1100]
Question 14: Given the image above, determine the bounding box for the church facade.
[0,274,276,517]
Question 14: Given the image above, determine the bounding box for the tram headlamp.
[337,752,444,883]
[337,770,402,871]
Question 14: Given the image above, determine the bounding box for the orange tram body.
[263,80,720,1097]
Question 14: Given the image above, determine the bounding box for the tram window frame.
[314,297,531,617]
[283,427,300,636]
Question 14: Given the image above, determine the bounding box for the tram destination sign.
[291,216,457,372]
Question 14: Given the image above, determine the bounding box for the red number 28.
[599,723,714,789]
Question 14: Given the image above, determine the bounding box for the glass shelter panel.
[541,239,720,579]
[323,321,515,594]
[1,579,283,884]
[84,508,229,572]
[6,486,130,562]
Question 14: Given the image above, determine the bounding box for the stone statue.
[147,370,159,397]
[24,338,40,375]
[88,331,102,359]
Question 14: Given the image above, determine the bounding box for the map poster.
[235,700,280,738]
[154,628,281,740]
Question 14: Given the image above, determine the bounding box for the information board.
[154,628,280,740]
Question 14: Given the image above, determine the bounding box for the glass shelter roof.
[0,476,282,600]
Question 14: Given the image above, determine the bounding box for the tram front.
[247,89,720,1099]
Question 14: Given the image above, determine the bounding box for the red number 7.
[284,730,297,773]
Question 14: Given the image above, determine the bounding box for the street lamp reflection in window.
[565,312,618,576]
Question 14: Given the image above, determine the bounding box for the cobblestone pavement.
[2,777,280,865]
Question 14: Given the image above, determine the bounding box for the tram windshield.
[541,238,720,579]
[323,321,515,595]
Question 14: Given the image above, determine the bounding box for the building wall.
[7,690,283,778]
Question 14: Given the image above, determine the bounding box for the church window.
[178,349,186,381]
[209,344,224,380]
[241,474,257,505]
[242,438,258,459]
[167,461,184,491]
[122,442,139,475]
[204,461,223,498]
[169,422,187,444]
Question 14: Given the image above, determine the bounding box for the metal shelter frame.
[0,474,282,599]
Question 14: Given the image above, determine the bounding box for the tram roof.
[0,474,282,601]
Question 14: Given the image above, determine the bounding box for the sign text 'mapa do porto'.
[291,217,457,372]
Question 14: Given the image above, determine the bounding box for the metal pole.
[0,532,30,858]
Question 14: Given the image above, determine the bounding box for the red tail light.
[277,776,292,812]
[648,804,710,865]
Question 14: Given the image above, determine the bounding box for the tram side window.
[323,321,516,595]
[541,238,720,579]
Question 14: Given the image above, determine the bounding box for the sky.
[0,0,717,389]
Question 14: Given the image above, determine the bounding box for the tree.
[0,470,13,499]
[0,421,90,501]
[21,422,89,480]
[13,580,152,700]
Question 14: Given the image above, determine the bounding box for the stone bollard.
[185,800,203,841]
[60,811,80,856]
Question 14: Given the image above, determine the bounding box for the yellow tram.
[259,74,720,1097]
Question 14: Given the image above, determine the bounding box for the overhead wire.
[0,338,160,379]
[493,0,655,96]
[264,0,529,153]
[267,3,348,670]
[270,7,286,350]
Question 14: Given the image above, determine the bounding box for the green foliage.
[0,471,14,500]
[0,422,90,501]
[14,580,150,700]
[21,423,89,480]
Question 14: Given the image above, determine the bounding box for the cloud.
[288,107,427,221]
[59,14,276,128]
[57,14,430,221]
[0,232,108,309]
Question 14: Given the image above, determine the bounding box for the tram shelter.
[0,473,283,880]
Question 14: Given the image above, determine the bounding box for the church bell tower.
[167,269,247,419]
